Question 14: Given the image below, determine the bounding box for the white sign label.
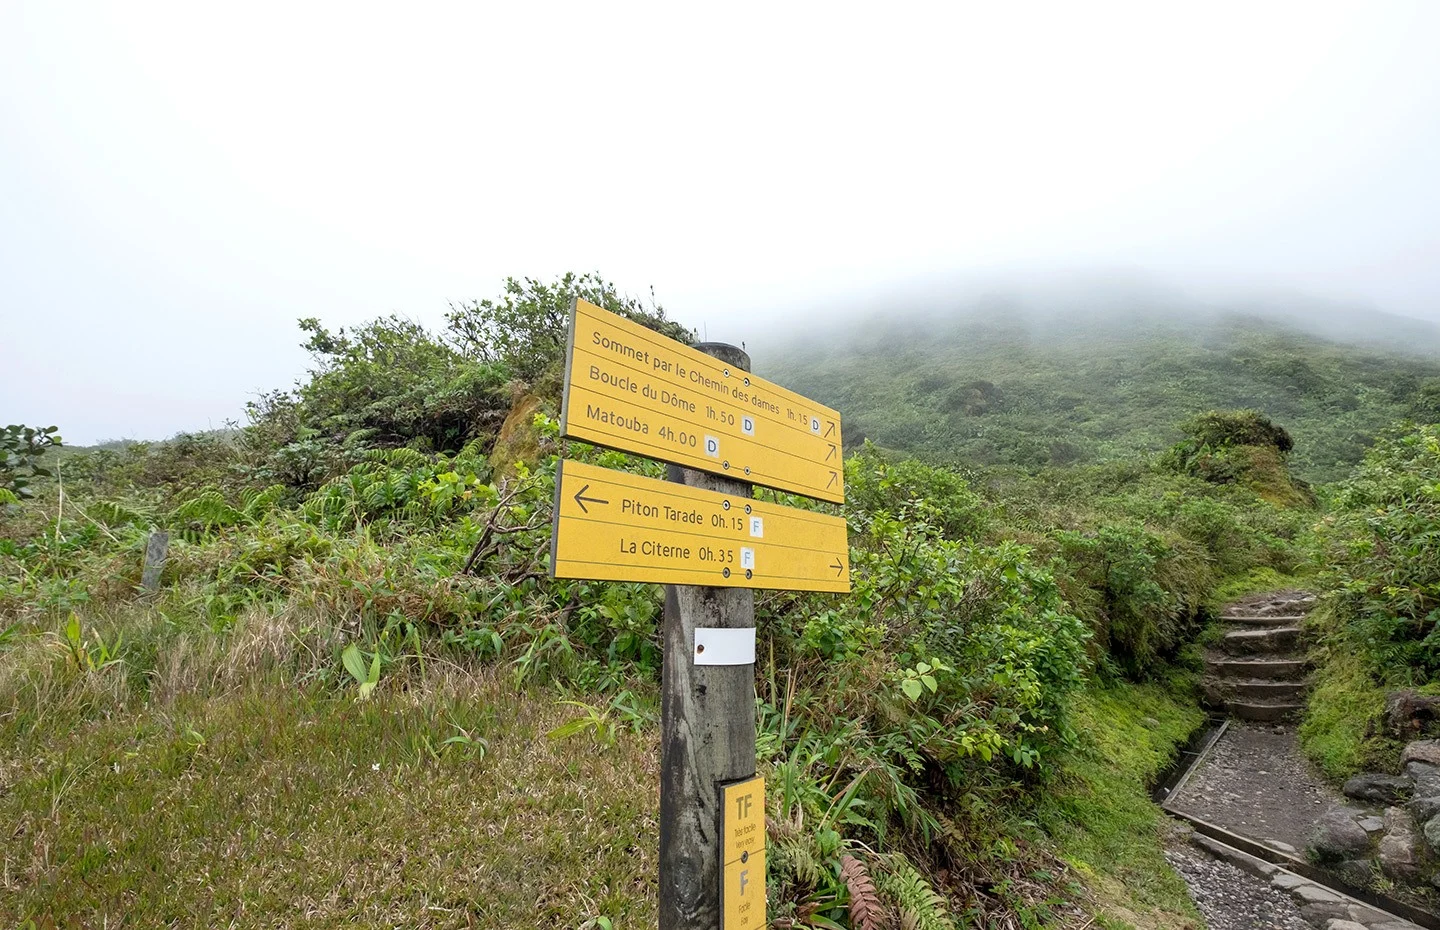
[694,627,757,665]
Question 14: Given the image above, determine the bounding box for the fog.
[3,3,1438,444]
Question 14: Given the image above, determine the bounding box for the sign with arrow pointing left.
[550,460,850,593]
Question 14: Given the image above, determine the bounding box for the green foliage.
[1316,422,1440,682]
[445,271,692,383]
[773,309,1440,482]
[1160,410,1312,507]
[244,315,511,487]
[872,856,957,930]
[844,446,988,540]
[1055,523,1208,678]
[1,424,61,499]
[1299,642,1397,780]
[340,643,382,700]
[61,613,125,673]
[1169,409,1294,454]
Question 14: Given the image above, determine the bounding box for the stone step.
[1219,626,1303,656]
[1228,700,1306,722]
[1224,594,1317,619]
[1208,657,1310,681]
[1204,678,1310,702]
[1221,614,1307,626]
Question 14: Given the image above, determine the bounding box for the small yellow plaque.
[721,775,766,930]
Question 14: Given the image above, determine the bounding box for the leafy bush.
[843,445,988,541]
[445,272,692,383]
[1,424,61,500]
[1315,422,1440,682]
[1055,523,1209,678]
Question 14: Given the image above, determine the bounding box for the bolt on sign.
[721,776,766,930]
[550,460,850,593]
[560,298,843,503]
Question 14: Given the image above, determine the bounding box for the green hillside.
[767,305,1440,482]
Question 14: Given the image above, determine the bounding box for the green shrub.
[1316,422,1440,682]
[1,424,61,500]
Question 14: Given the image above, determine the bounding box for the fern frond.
[780,836,825,890]
[240,484,287,519]
[874,856,955,930]
[89,499,155,528]
[840,854,885,930]
[170,488,246,540]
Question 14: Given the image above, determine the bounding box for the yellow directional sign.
[561,298,844,503]
[549,460,850,593]
[721,776,766,930]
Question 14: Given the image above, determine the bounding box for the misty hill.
[765,299,1440,482]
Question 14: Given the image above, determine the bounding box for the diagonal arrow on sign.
[826,444,836,461]
[826,471,837,488]
[572,484,610,514]
[825,421,836,438]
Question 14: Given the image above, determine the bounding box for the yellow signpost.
[550,460,850,593]
[720,776,766,930]
[561,298,844,503]
[553,300,848,929]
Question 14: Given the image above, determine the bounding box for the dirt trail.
[1169,722,1338,853]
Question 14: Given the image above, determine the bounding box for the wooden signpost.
[550,299,846,930]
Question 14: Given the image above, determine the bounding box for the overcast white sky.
[3,2,1439,444]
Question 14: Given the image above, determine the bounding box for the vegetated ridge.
[766,297,1440,482]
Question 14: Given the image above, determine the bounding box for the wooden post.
[141,530,169,593]
[659,342,757,930]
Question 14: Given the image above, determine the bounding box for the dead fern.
[841,854,885,930]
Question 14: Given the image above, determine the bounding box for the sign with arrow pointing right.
[560,298,844,503]
[550,459,850,593]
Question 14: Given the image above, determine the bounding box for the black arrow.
[572,484,609,514]
[826,443,836,461]
[831,557,844,576]
[825,421,836,438]
[826,471,837,488]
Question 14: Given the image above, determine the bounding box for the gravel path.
[1168,722,1339,852]
[1165,842,1312,930]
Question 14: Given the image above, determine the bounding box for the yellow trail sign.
[561,298,844,503]
[549,460,850,593]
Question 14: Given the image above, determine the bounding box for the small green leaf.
[341,644,368,685]
[921,674,938,693]
[901,678,922,701]
[547,719,593,740]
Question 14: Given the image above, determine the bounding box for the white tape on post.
[693,627,756,666]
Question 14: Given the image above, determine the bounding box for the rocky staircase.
[1203,591,1316,722]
